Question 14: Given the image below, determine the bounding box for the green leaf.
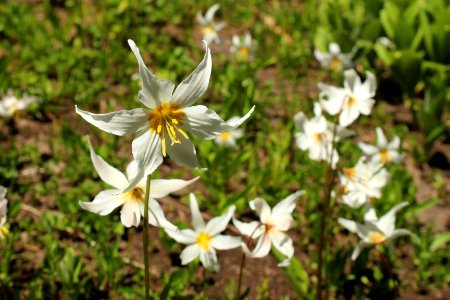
[430,232,450,252]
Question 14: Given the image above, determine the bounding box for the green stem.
[143,173,152,300]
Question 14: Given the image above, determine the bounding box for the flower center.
[125,187,145,202]
[343,167,356,180]
[0,226,8,236]
[313,132,325,142]
[218,131,232,141]
[238,47,250,58]
[201,25,216,37]
[369,231,386,244]
[148,103,188,157]
[379,149,391,164]
[345,96,357,107]
[330,56,343,70]
[196,232,212,251]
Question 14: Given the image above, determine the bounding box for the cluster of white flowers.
[0,93,39,119]
[0,186,8,240]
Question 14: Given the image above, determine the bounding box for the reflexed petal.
[351,241,372,260]
[272,191,304,218]
[199,248,219,272]
[120,200,141,227]
[166,135,199,168]
[357,98,375,116]
[196,12,206,25]
[358,142,378,156]
[249,198,271,224]
[377,202,409,236]
[338,218,370,240]
[190,193,205,230]
[180,244,200,265]
[75,106,147,136]
[339,105,359,127]
[363,71,377,95]
[79,189,125,216]
[376,127,387,148]
[271,231,294,266]
[205,4,220,21]
[232,218,262,238]
[329,43,341,55]
[149,177,198,198]
[148,198,177,231]
[205,205,235,236]
[387,229,414,241]
[165,228,197,244]
[389,135,401,149]
[128,39,175,108]
[364,203,378,223]
[87,137,128,189]
[131,129,163,176]
[343,69,361,92]
[125,160,139,182]
[251,234,271,258]
[171,42,212,108]
[272,213,293,232]
[211,234,241,250]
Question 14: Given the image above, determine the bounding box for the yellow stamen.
[218,131,232,141]
[330,56,343,71]
[313,132,324,142]
[346,96,357,107]
[201,26,216,37]
[1,226,9,235]
[343,168,356,179]
[369,231,386,244]
[379,149,391,164]
[148,103,187,156]
[125,187,145,203]
[196,232,212,251]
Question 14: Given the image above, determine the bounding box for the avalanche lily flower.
[197,4,225,44]
[0,93,39,118]
[230,32,257,61]
[76,40,255,187]
[339,158,389,208]
[314,43,353,71]
[0,186,8,239]
[165,193,240,272]
[214,116,245,148]
[358,127,403,164]
[79,137,197,229]
[319,69,376,127]
[294,112,351,168]
[233,191,305,267]
[338,202,414,260]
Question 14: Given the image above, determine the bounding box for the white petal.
[125,160,139,182]
[272,191,304,219]
[358,142,378,156]
[128,39,175,108]
[120,200,141,227]
[389,135,401,150]
[364,203,379,223]
[232,218,262,238]
[376,127,388,148]
[343,69,361,92]
[75,106,147,136]
[79,189,125,216]
[148,198,177,231]
[386,229,414,241]
[199,249,220,272]
[351,241,372,260]
[329,43,341,55]
[131,130,163,176]
[0,186,7,201]
[149,177,198,199]
[87,137,128,189]
[171,42,212,108]
[271,231,294,266]
[205,4,220,21]
[338,218,370,240]
[180,244,200,265]
[166,228,197,244]
[166,135,199,168]
[339,104,359,127]
[211,234,241,250]
[249,198,271,224]
[377,202,409,236]
[190,193,205,230]
[205,205,235,236]
[251,234,271,258]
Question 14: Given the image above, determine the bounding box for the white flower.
[358,127,403,165]
[340,158,389,208]
[197,4,225,44]
[338,202,414,260]
[319,69,376,127]
[314,43,353,71]
[0,186,8,240]
[233,191,304,267]
[376,37,396,50]
[230,32,257,61]
[76,40,255,188]
[294,112,351,168]
[165,193,240,272]
[214,116,245,148]
[0,93,39,118]
[79,137,197,229]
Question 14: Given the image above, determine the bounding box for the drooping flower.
[358,127,403,165]
[76,40,255,187]
[339,158,389,208]
[165,193,240,272]
[79,137,197,229]
[233,191,305,267]
[294,111,351,168]
[0,186,8,240]
[214,116,245,148]
[230,32,257,61]
[0,93,39,118]
[319,69,376,127]
[314,43,353,71]
[338,202,414,260]
[197,4,225,44]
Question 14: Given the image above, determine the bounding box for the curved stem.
[143,173,152,300]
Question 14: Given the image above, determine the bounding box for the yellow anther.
[369,231,386,244]
[196,232,212,251]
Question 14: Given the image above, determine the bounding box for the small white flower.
[340,158,389,208]
[294,112,351,168]
[165,193,240,272]
[0,186,8,240]
[230,32,257,61]
[338,202,414,260]
[79,137,197,229]
[319,69,376,127]
[358,127,403,165]
[376,37,396,50]
[214,116,245,148]
[314,43,353,71]
[197,4,225,44]
[76,40,255,188]
[233,191,304,267]
[0,93,39,118]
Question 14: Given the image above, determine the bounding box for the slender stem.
[143,174,152,300]
[378,248,398,298]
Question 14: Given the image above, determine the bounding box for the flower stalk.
[143,173,152,300]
